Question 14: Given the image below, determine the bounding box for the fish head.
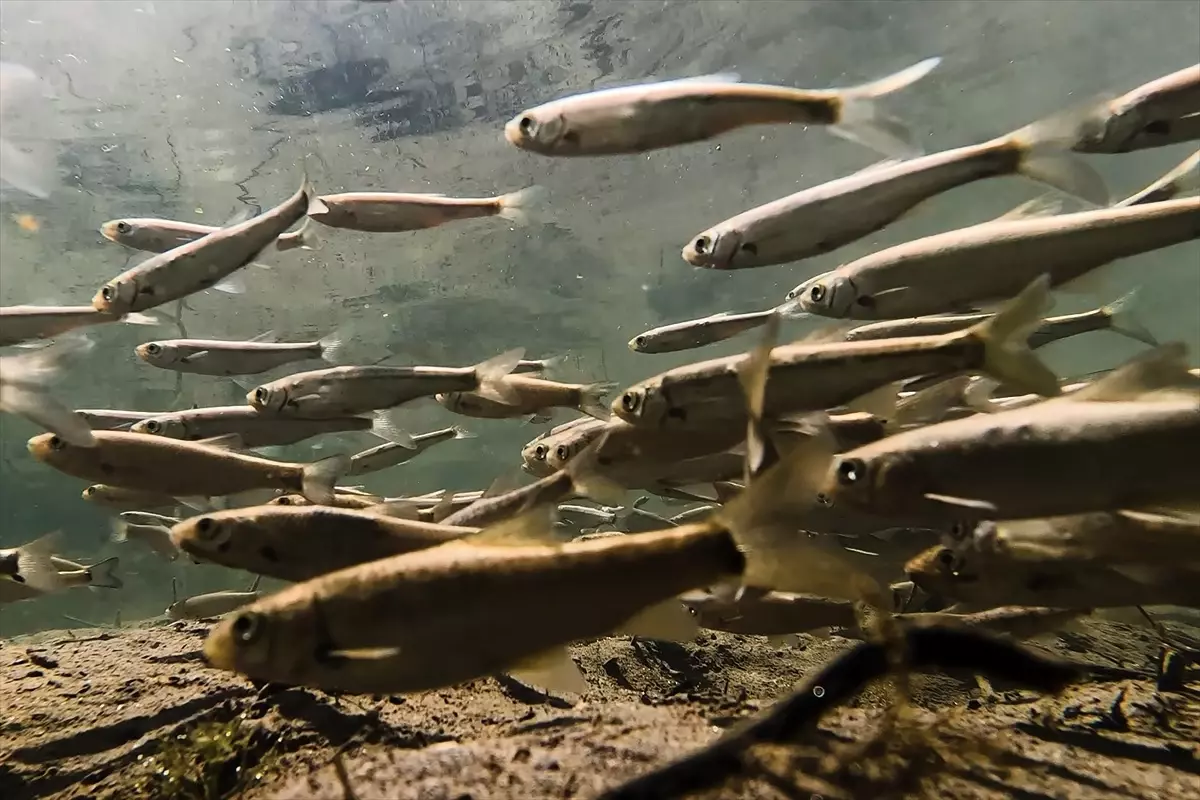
[269,494,311,506]
[248,383,288,413]
[204,603,313,681]
[170,513,237,561]
[681,226,743,269]
[545,438,584,471]
[131,416,185,439]
[612,383,667,427]
[81,485,102,502]
[99,219,137,246]
[505,106,569,154]
[904,544,970,597]
[93,278,137,314]
[135,341,180,368]
[628,334,652,353]
[435,392,470,414]
[798,275,857,318]
[27,431,82,467]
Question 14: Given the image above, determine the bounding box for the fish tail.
[110,519,129,543]
[834,56,941,159]
[472,347,526,404]
[301,453,350,504]
[1008,111,1110,205]
[1103,288,1159,347]
[120,311,161,326]
[0,343,97,447]
[452,425,477,440]
[85,557,122,590]
[971,275,1061,398]
[276,217,322,252]
[318,326,349,365]
[1170,149,1200,194]
[577,381,617,420]
[15,532,64,592]
[496,185,546,226]
[370,410,415,448]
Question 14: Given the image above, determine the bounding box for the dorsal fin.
[1068,343,1195,402]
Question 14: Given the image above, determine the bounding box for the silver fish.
[111,519,179,561]
[1074,64,1200,154]
[307,187,542,231]
[0,305,159,347]
[131,406,380,448]
[629,310,777,353]
[101,216,319,253]
[349,426,474,476]
[0,339,96,446]
[135,330,346,376]
[166,577,262,621]
[1116,149,1199,207]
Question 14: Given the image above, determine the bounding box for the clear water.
[0,0,1197,635]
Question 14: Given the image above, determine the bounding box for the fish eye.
[48,436,65,451]
[621,391,641,413]
[949,521,967,541]
[231,612,262,644]
[785,288,798,301]
[809,284,826,303]
[555,445,568,462]
[693,236,710,255]
[253,387,269,405]
[276,496,292,505]
[634,336,646,348]
[101,286,115,301]
[836,457,865,485]
[116,221,132,234]
[936,548,956,568]
[146,343,162,355]
[145,420,161,434]
[518,115,536,134]
[83,487,95,497]
[195,517,217,538]
[534,444,547,459]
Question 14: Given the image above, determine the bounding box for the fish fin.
[1165,149,1200,194]
[735,310,781,480]
[318,327,349,364]
[473,347,525,404]
[833,56,942,159]
[483,472,524,498]
[1009,112,1110,205]
[301,453,350,505]
[577,381,616,420]
[247,574,261,592]
[923,493,998,512]
[371,410,415,448]
[429,494,458,523]
[178,349,210,364]
[120,312,161,326]
[993,194,1064,222]
[85,557,122,590]
[0,383,97,447]
[507,647,588,695]
[452,425,476,440]
[467,507,560,547]
[565,434,626,506]
[1068,342,1195,402]
[614,599,699,642]
[15,533,64,592]
[844,380,902,422]
[110,519,129,543]
[212,275,246,295]
[326,646,403,661]
[198,433,246,450]
[674,72,742,84]
[178,496,217,512]
[366,501,423,521]
[893,375,972,425]
[971,274,1061,398]
[1102,288,1159,347]
[961,377,1003,413]
[496,185,546,226]
[276,217,322,252]
[307,195,329,216]
[248,330,277,343]
[527,354,568,375]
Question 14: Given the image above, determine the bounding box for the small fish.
[0,533,63,591]
[683,114,1108,270]
[437,375,616,421]
[307,186,543,232]
[555,503,621,527]
[131,407,380,448]
[615,276,1060,431]
[682,587,858,637]
[838,290,1158,349]
[82,484,182,512]
[505,57,941,158]
[785,196,1200,320]
[101,216,319,253]
[971,511,1200,567]
[171,505,475,582]
[1074,64,1200,154]
[120,511,181,526]
[0,553,122,606]
[0,340,96,446]
[247,349,524,419]
[0,305,159,347]
[897,606,1085,640]
[1116,149,1200,207]
[804,344,1200,524]
[349,426,474,477]
[75,408,165,430]
[166,577,262,621]
[28,430,349,503]
[520,417,607,473]
[111,519,179,561]
[92,175,315,314]
[135,329,347,376]
[629,310,777,354]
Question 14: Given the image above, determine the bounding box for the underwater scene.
[1,0,1198,798]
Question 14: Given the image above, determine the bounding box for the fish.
[101,216,319,253]
[134,329,348,376]
[166,578,262,621]
[170,505,476,582]
[75,409,165,430]
[896,606,1085,640]
[521,417,607,473]
[682,116,1108,270]
[614,276,1060,431]
[201,449,884,695]
[111,519,180,561]
[436,375,616,421]
[805,344,1200,524]
[348,426,474,477]
[130,407,380,448]
[970,511,1200,567]
[0,339,97,446]
[505,57,941,158]
[837,290,1158,349]
[0,553,122,606]
[1116,149,1199,207]
[92,175,315,314]
[0,305,159,347]
[120,511,181,526]
[0,62,54,198]
[307,186,542,231]
[784,196,1200,320]
[629,310,777,354]
[0,533,64,591]
[82,484,182,512]
[682,587,859,638]
[1074,64,1200,154]
[28,430,349,504]
[247,348,525,419]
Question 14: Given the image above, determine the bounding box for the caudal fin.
[971,275,1062,398]
[318,327,349,365]
[301,453,350,504]
[1103,289,1159,347]
[1118,149,1200,207]
[85,557,122,590]
[496,185,546,226]
[834,56,942,159]
[577,381,617,420]
[0,343,96,447]
[371,410,415,449]
[13,532,64,592]
[276,217,322,252]
[1009,111,1110,205]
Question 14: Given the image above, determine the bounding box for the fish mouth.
[99,222,119,242]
